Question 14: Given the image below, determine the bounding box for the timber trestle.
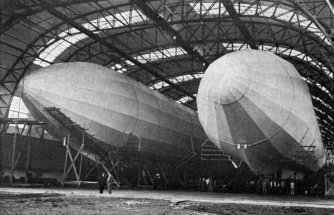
[44,107,119,187]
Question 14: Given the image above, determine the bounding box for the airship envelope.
[197,50,326,177]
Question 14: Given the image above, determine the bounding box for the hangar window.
[34,31,89,67]
[110,47,187,73]
[149,73,203,90]
[8,96,30,119]
[177,95,196,104]
[125,47,187,65]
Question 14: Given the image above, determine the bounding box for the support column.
[157,161,167,189]
[137,164,149,187]
[0,128,3,179]
[9,122,18,184]
[25,125,32,183]
[61,135,69,187]
[62,133,86,187]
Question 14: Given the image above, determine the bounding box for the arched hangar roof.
[1,0,334,148]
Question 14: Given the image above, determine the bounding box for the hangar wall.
[1,134,65,179]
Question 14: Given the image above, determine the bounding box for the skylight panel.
[177,95,194,104]
[189,3,228,16]
[237,3,257,15]
[150,81,170,90]
[149,73,203,90]
[262,45,274,51]
[259,6,276,17]
[129,47,187,65]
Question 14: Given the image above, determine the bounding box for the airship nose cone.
[204,55,250,105]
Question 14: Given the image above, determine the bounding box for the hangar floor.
[0,187,334,214]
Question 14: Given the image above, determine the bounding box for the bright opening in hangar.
[1,0,334,214]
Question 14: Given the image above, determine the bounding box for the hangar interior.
[1,0,334,195]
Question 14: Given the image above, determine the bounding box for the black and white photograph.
[1,0,334,214]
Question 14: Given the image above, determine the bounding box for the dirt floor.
[1,188,334,215]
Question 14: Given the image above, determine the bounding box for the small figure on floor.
[98,172,107,194]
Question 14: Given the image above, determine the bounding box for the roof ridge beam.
[131,0,210,68]
[221,0,258,49]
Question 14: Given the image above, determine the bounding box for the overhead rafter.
[131,0,210,68]
[1,0,111,10]
[39,1,195,100]
[221,0,258,49]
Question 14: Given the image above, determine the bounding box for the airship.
[18,62,207,163]
[197,49,326,179]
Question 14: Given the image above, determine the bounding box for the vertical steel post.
[62,134,69,187]
[78,131,85,186]
[25,125,32,183]
[10,122,18,184]
[0,127,3,179]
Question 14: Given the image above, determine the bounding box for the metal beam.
[221,0,258,49]
[43,4,195,100]
[131,0,209,68]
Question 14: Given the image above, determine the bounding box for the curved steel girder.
[136,54,331,93]
[312,99,334,126]
[0,0,118,34]
[4,0,334,77]
[65,16,330,57]
[124,49,333,97]
[316,115,334,138]
[2,2,132,81]
[175,16,334,73]
[308,84,334,109]
[71,37,333,95]
[2,0,330,37]
[61,16,334,81]
[44,4,196,100]
[1,0,113,11]
[1,0,334,115]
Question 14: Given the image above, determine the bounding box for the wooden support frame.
[61,133,85,187]
[0,132,3,178]
[157,161,168,189]
[100,162,120,187]
[107,152,120,182]
[325,173,334,196]
[175,137,196,168]
[137,164,154,187]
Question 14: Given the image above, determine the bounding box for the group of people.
[249,179,296,195]
[199,178,214,192]
[98,172,118,194]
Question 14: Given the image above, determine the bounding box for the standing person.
[290,180,295,196]
[98,172,107,194]
[208,178,213,192]
[107,173,113,194]
[200,178,204,192]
